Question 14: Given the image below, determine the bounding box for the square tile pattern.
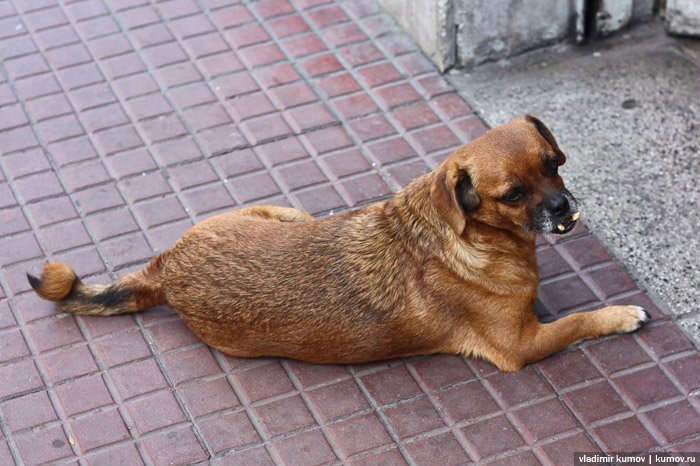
[0,0,697,464]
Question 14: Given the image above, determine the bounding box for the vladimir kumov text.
[575,452,699,465]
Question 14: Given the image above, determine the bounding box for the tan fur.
[29,252,170,316]
[29,116,648,371]
[31,263,77,301]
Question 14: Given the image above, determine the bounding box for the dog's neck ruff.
[392,176,538,297]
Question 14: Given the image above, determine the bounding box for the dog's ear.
[431,164,480,234]
[524,115,566,165]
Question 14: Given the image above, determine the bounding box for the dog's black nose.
[547,195,569,216]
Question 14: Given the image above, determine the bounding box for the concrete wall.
[376,0,663,71]
[596,0,657,36]
[374,0,455,72]
[633,0,656,21]
[665,0,700,37]
[456,0,575,67]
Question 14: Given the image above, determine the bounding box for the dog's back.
[161,197,452,362]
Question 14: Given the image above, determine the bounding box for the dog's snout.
[547,195,569,216]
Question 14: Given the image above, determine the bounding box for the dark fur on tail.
[28,251,170,316]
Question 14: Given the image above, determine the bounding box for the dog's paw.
[603,305,650,334]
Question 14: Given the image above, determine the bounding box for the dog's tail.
[27,251,171,316]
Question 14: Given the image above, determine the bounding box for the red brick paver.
[1,0,698,465]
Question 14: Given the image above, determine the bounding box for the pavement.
[0,1,699,466]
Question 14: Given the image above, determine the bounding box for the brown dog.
[29,115,648,371]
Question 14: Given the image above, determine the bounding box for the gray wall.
[456,0,575,67]
[375,0,664,71]
[375,0,456,71]
[665,0,700,36]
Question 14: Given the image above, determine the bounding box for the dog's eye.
[547,158,558,175]
[501,189,524,202]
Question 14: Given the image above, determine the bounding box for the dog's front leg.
[492,305,649,371]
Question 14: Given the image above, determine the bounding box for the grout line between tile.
[77,2,231,236]
[208,349,287,465]
[402,359,480,462]
[5,9,220,458]
[279,359,346,463]
[0,14,121,464]
[243,0,369,209]
[346,363,417,466]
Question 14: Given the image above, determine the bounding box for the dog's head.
[432,115,578,236]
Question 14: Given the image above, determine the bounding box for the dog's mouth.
[553,211,580,234]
